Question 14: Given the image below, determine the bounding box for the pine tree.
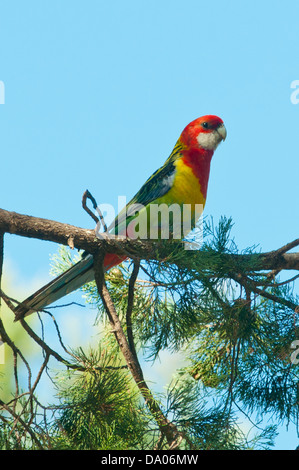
[0,215,298,450]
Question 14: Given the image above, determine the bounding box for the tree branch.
[93,252,182,448]
[0,231,3,306]
[126,260,140,360]
[0,207,299,272]
[1,206,298,448]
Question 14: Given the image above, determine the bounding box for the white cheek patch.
[196,131,222,150]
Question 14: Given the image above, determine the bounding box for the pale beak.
[217,123,227,141]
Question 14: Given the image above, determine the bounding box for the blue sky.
[1,0,299,449]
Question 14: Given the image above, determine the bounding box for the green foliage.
[48,218,299,448]
[51,347,151,450]
[140,219,299,431]
[165,376,277,450]
[1,217,298,449]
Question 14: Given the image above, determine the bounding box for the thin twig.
[0,232,3,306]
[82,189,108,232]
[126,260,140,359]
[93,252,182,449]
[1,293,124,374]
[253,273,299,288]
[0,297,31,392]
[0,401,43,449]
[82,189,100,224]
[232,273,299,312]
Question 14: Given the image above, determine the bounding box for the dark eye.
[202,122,209,129]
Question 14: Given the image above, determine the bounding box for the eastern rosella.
[15,115,226,319]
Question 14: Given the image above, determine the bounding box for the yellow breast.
[126,158,206,240]
[156,158,206,207]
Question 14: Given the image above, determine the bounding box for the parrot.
[14,115,226,320]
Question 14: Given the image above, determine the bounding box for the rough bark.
[0,208,298,272]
